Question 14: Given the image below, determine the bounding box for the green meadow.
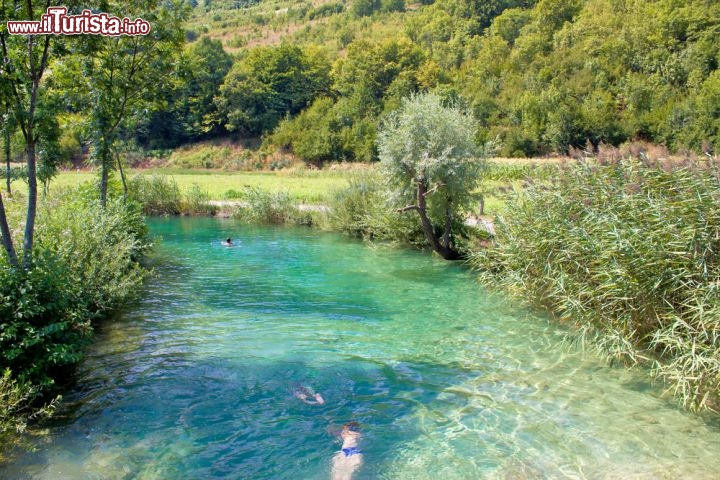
[35,168,353,204]
[14,160,537,214]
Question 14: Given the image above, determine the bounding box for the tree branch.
[0,28,29,140]
[423,182,445,198]
[397,204,418,213]
[39,28,51,76]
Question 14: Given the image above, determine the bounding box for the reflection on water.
[4,217,720,479]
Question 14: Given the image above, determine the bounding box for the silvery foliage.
[377,92,482,217]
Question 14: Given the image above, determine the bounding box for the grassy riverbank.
[34,167,353,204]
[0,191,150,462]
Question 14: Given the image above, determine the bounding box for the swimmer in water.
[293,386,325,405]
[331,422,363,480]
[222,237,233,246]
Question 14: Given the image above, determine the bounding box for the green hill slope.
[148,0,719,159]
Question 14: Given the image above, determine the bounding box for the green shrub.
[36,195,150,314]
[326,171,384,236]
[227,34,247,49]
[326,171,426,247]
[232,187,298,225]
[166,145,233,169]
[127,174,182,215]
[472,158,720,411]
[0,191,150,457]
[0,194,149,387]
[0,255,88,387]
[181,184,217,216]
[127,175,222,217]
[223,189,243,199]
[307,1,344,20]
[0,369,57,463]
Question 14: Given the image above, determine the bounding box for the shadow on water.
[8,353,488,480]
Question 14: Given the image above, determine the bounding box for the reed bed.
[232,186,295,225]
[482,161,560,182]
[472,158,720,412]
[127,174,183,215]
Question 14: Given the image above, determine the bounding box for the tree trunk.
[0,191,19,267]
[99,143,111,208]
[98,131,118,208]
[23,139,37,269]
[1,7,52,270]
[99,160,109,208]
[116,149,128,202]
[416,181,461,260]
[443,200,451,251]
[4,118,10,195]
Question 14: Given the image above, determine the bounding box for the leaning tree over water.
[377,92,483,260]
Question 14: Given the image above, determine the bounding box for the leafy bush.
[0,191,150,458]
[223,189,243,199]
[0,370,57,463]
[232,187,298,225]
[181,184,218,216]
[326,171,426,247]
[36,195,150,314]
[166,145,232,169]
[307,2,344,20]
[472,158,720,411]
[0,195,149,387]
[128,175,220,216]
[0,254,87,387]
[127,174,182,215]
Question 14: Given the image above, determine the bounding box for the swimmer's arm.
[298,393,325,405]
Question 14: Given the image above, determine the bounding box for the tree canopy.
[233,0,718,161]
[4,0,719,179]
[378,92,482,260]
[216,44,331,136]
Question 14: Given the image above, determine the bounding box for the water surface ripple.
[4,217,720,479]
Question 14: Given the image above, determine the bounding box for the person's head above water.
[294,386,325,405]
[226,237,232,243]
[342,422,361,437]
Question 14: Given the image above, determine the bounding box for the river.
[4,217,720,479]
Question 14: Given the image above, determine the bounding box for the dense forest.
[4,0,718,166]
[140,0,720,161]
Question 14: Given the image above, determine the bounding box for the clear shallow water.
[4,217,720,479]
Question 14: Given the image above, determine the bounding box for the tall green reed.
[232,186,299,225]
[127,174,182,215]
[472,158,720,412]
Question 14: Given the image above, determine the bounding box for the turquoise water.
[4,217,720,479]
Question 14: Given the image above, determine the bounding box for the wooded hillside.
[8,0,718,164]
[171,0,719,160]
